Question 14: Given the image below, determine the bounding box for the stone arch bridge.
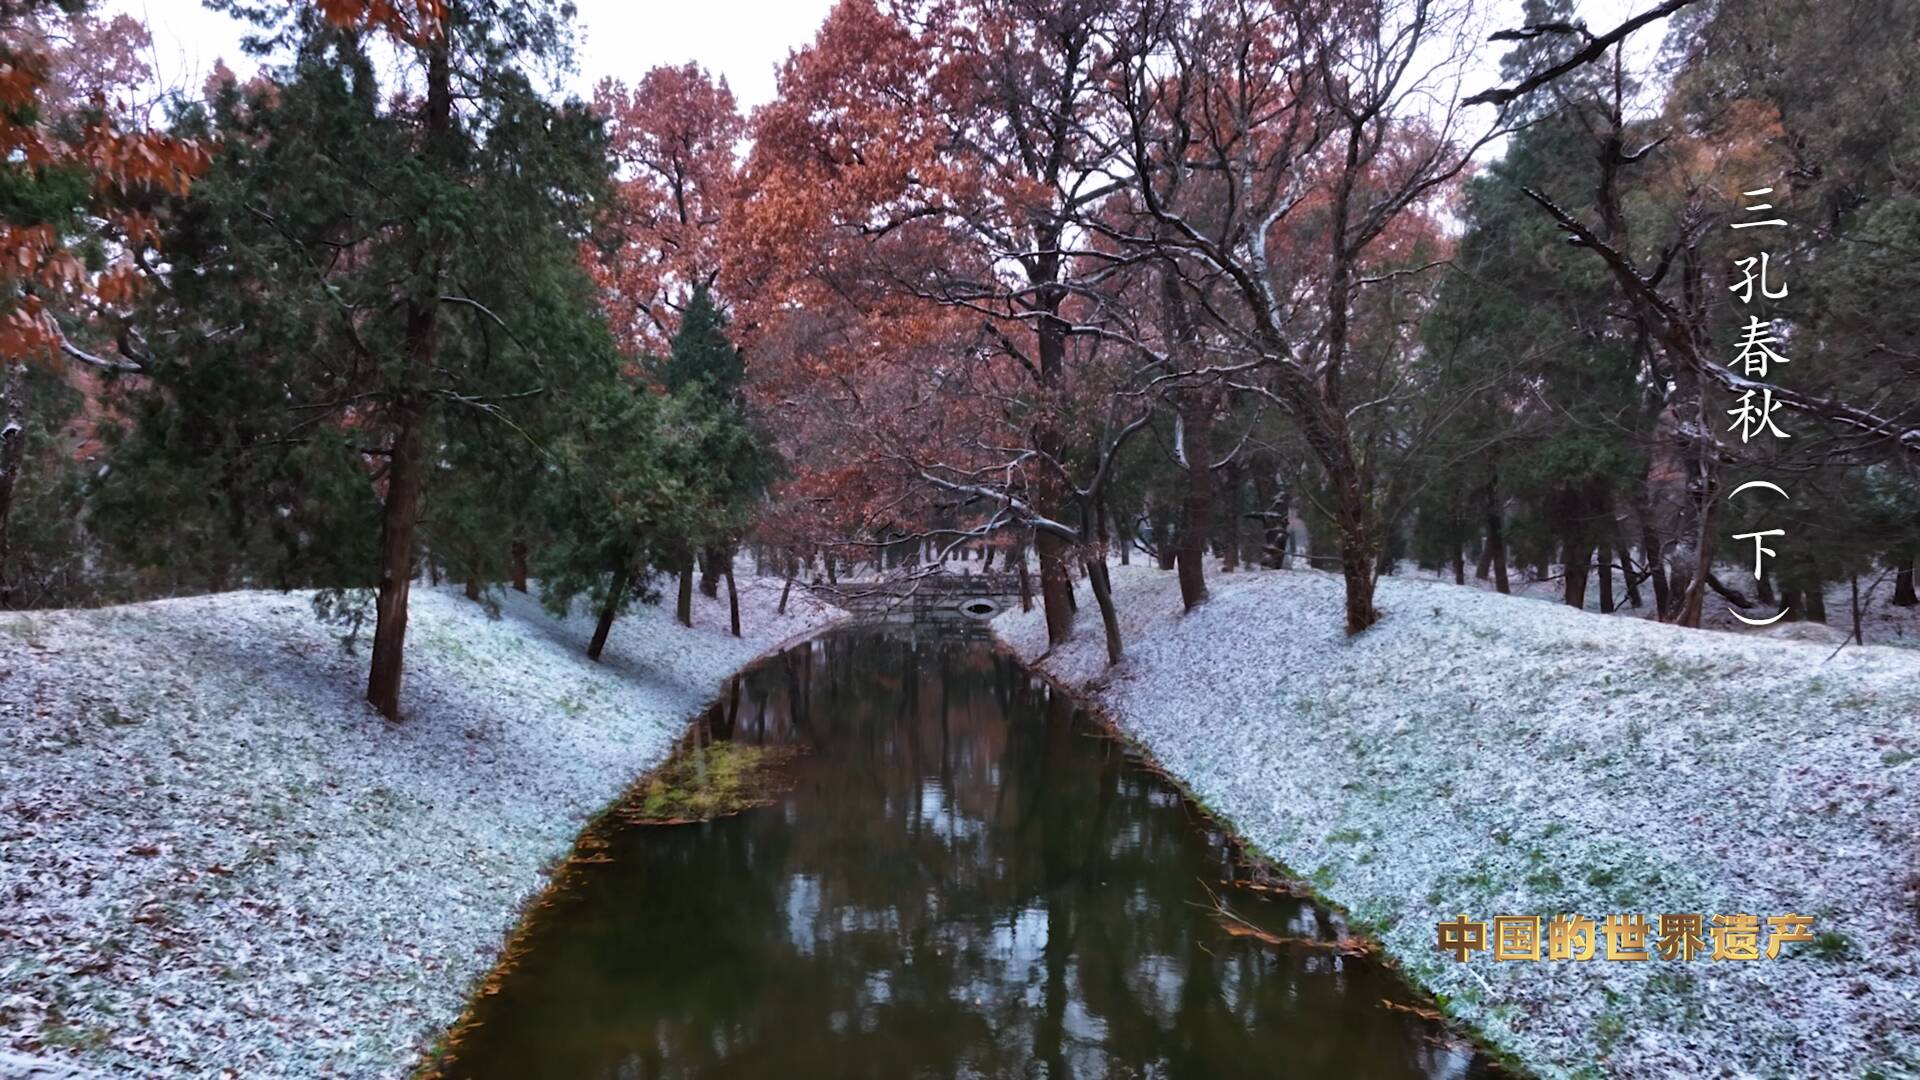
[821,573,1023,619]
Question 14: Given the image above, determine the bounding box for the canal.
[433,623,1496,1079]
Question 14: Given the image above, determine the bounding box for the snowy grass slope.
[995,564,1920,1080]
[1436,555,1920,647]
[0,577,838,1078]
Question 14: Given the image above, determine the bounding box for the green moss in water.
[622,742,795,824]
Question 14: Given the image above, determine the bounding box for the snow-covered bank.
[0,578,839,1078]
[995,564,1920,1079]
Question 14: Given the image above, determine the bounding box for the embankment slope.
[996,565,1920,1079]
[0,578,838,1077]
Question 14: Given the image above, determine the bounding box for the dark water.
[438,625,1495,1080]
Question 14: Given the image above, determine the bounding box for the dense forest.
[6,0,1918,719]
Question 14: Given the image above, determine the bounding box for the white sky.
[110,0,1664,134]
[110,0,841,109]
[101,0,1673,274]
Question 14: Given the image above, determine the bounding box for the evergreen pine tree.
[95,3,612,718]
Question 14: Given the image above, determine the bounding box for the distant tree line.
[4,0,1918,716]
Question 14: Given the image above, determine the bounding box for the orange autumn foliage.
[311,0,446,45]
[1,4,209,362]
[590,64,744,356]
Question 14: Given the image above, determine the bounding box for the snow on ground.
[0,576,839,1078]
[1428,554,1920,647]
[996,562,1920,1080]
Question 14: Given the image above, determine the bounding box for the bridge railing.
[832,575,1017,590]
[812,573,1023,611]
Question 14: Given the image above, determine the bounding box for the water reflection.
[440,627,1495,1079]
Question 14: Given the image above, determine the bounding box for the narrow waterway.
[437,623,1496,1079]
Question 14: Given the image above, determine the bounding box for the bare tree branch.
[1523,186,1920,452]
[1464,0,1704,108]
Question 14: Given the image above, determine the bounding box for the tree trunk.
[1485,485,1509,595]
[1254,463,1290,570]
[1674,462,1715,629]
[778,572,793,615]
[1851,573,1864,645]
[1804,580,1827,623]
[1310,407,1381,632]
[588,565,630,662]
[1377,526,1398,575]
[1309,163,1380,633]
[464,572,480,602]
[1618,529,1643,609]
[1893,549,1917,606]
[1563,537,1591,610]
[1034,507,1074,643]
[1020,236,1086,646]
[677,556,694,627]
[1016,547,1034,613]
[1452,535,1466,586]
[1093,491,1112,565]
[1642,525,1670,618]
[725,561,741,638]
[1175,390,1214,611]
[0,363,26,608]
[699,546,724,598]
[1036,315,1082,641]
[366,37,450,723]
[367,402,426,721]
[1597,536,1616,613]
[1084,557,1123,666]
[1336,532,1377,632]
[510,538,529,593]
[1218,461,1241,573]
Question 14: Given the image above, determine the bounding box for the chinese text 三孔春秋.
[1725,186,1795,626]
